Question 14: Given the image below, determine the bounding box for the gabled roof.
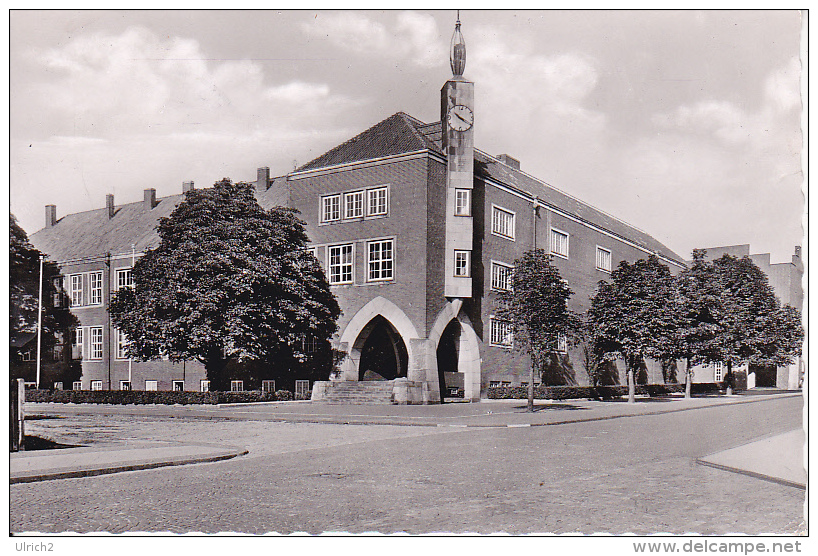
[296,112,441,172]
[31,196,184,262]
[297,111,683,265]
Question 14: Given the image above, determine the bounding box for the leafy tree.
[498,249,581,412]
[710,254,803,394]
[10,214,79,386]
[675,249,724,398]
[109,179,341,391]
[588,255,678,403]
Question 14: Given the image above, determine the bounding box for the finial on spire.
[450,11,466,77]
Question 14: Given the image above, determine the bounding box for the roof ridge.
[398,112,438,152]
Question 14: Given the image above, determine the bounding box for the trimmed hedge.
[24,389,310,405]
[486,382,727,400]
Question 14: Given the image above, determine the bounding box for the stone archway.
[429,301,481,401]
[337,296,420,382]
[357,315,409,381]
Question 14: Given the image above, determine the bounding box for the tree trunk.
[627,362,636,404]
[528,355,536,413]
[725,361,734,396]
[684,357,692,399]
[205,348,229,391]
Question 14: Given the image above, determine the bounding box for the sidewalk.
[10,441,247,484]
[698,429,806,489]
[15,391,802,485]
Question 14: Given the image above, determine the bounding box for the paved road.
[11,396,805,534]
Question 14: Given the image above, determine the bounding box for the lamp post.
[35,255,44,389]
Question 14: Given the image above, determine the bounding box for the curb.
[695,458,806,490]
[10,449,248,485]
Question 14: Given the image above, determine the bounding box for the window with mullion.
[491,206,515,239]
[368,240,394,281]
[344,190,364,219]
[454,250,471,277]
[367,187,388,216]
[322,194,341,222]
[69,274,83,306]
[551,229,569,258]
[90,271,103,305]
[328,244,354,284]
[491,262,513,291]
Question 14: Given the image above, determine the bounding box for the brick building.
[29,19,689,398]
[686,244,804,390]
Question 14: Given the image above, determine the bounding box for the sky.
[8,9,805,263]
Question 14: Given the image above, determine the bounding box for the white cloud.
[302,11,446,68]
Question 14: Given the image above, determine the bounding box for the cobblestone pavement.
[11,396,805,534]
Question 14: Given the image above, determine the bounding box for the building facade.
[29,20,690,397]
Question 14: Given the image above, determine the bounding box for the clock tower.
[441,13,474,298]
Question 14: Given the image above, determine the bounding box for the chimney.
[497,154,521,171]
[183,180,195,193]
[257,167,271,190]
[144,188,157,209]
[45,205,57,228]
[106,194,115,219]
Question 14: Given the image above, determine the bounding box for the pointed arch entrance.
[429,301,481,401]
[356,315,409,381]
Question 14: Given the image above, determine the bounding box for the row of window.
[71,326,129,360]
[488,381,542,388]
[314,239,396,284]
[57,268,133,308]
[488,317,567,352]
[321,186,389,223]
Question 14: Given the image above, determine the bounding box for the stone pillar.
[408,338,440,404]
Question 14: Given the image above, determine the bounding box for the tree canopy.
[109,179,341,390]
[498,248,580,411]
[588,254,678,403]
[10,214,79,386]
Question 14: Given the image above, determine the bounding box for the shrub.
[485,383,727,400]
[24,389,298,405]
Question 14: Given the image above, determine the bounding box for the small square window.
[551,229,569,259]
[489,381,501,388]
[491,262,513,291]
[90,380,103,391]
[491,206,515,240]
[455,189,471,216]
[53,382,63,391]
[367,186,388,216]
[116,268,133,290]
[321,194,341,222]
[200,380,210,393]
[73,381,82,391]
[295,380,310,396]
[172,380,184,392]
[454,250,470,277]
[490,318,513,348]
[596,247,612,272]
[261,380,276,393]
[120,381,131,391]
[145,380,158,391]
[344,190,364,219]
[231,380,244,392]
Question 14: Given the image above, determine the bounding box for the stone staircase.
[313,380,395,405]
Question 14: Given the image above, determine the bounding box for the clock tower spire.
[441,12,475,298]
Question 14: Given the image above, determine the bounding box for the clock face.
[447,105,474,131]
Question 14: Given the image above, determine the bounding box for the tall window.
[596,247,612,272]
[491,206,515,239]
[200,380,210,393]
[455,189,471,216]
[328,244,354,284]
[490,318,513,347]
[713,362,724,382]
[116,329,129,360]
[295,380,310,396]
[491,262,513,291]
[454,250,470,277]
[556,333,568,353]
[69,274,83,306]
[116,268,133,290]
[368,239,394,281]
[551,229,569,258]
[344,190,364,219]
[321,194,341,222]
[367,186,388,216]
[89,271,103,305]
[73,327,84,360]
[90,327,103,360]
